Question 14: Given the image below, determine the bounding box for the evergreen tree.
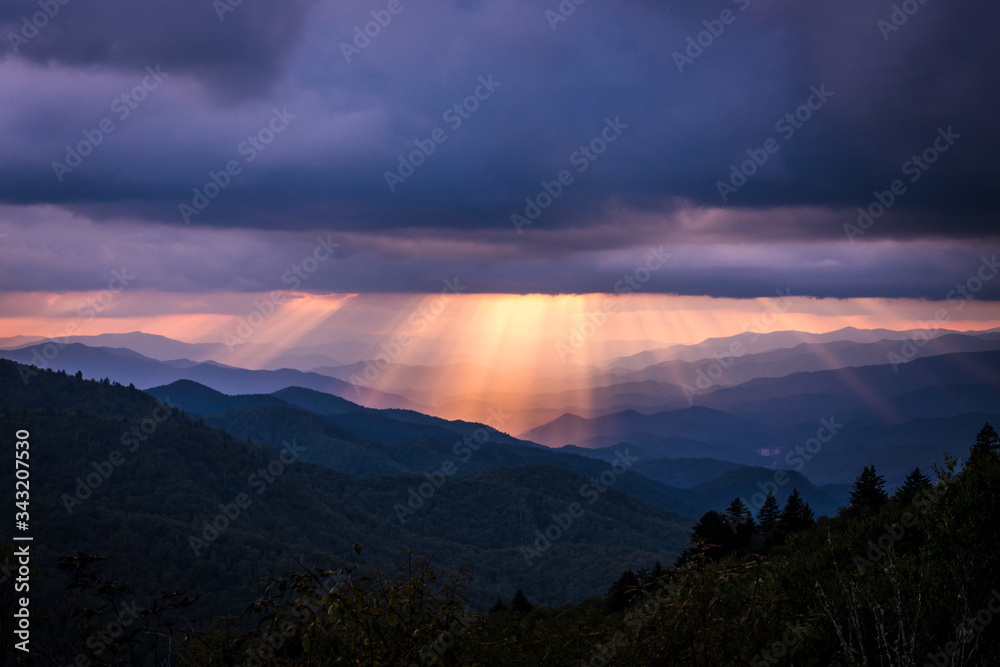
[510,589,533,614]
[724,497,756,551]
[675,510,733,565]
[849,465,888,512]
[757,492,780,535]
[970,423,1000,465]
[606,570,640,612]
[778,489,814,536]
[894,467,932,503]
[724,497,755,531]
[489,597,507,613]
[690,510,731,549]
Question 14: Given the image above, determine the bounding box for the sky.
[0,0,998,355]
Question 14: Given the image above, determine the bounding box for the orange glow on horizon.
[2,290,999,433]
[3,291,999,345]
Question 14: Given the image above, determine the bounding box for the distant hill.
[697,349,1000,409]
[603,333,1000,390]
[521,406,769,449]
[795,412,999,487]
[271,386,365,415]
[551,451,845,516]
[557,436,763,465]
[142,380,699,516]
[0,358,693,613]
[145,382,539,452]
[630,457,747,488]
[684,465,846,518]
[2,342,420,410]
[524,350,1000,485]
[572,432,761,459]
[151,378,289,413]
[0,330,361,371]
[609,326,955,370]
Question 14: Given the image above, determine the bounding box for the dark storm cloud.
[1,0,317,98]
[317,243,1000,302]
[1,210,997,300]
[0,0,998,298]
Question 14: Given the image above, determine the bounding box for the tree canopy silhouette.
[849,465,888,512]
[778,488,814,536]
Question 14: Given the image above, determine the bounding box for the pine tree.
[676,510,733,565]
[895,467,932,503]
[724,497,756,551]
[606,570,640,612]
[489,597,507,613]
[778,488,814,536]
[970,423,1000,465]
[724,497,755,530]
[849,465,888,512]
[690,510,731,548]
[510,589,533,614]
[757,492,780,534]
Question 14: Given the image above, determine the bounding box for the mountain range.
[2,325,996,614]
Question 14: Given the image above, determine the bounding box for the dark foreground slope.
[0,360,690,624]
[3,360,1000,665]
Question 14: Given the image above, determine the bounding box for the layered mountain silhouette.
[3,325,996,618]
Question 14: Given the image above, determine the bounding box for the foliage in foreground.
[8,424,1000,666]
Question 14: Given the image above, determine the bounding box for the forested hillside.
[3,359,1000,665]
[0,359,688,661]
